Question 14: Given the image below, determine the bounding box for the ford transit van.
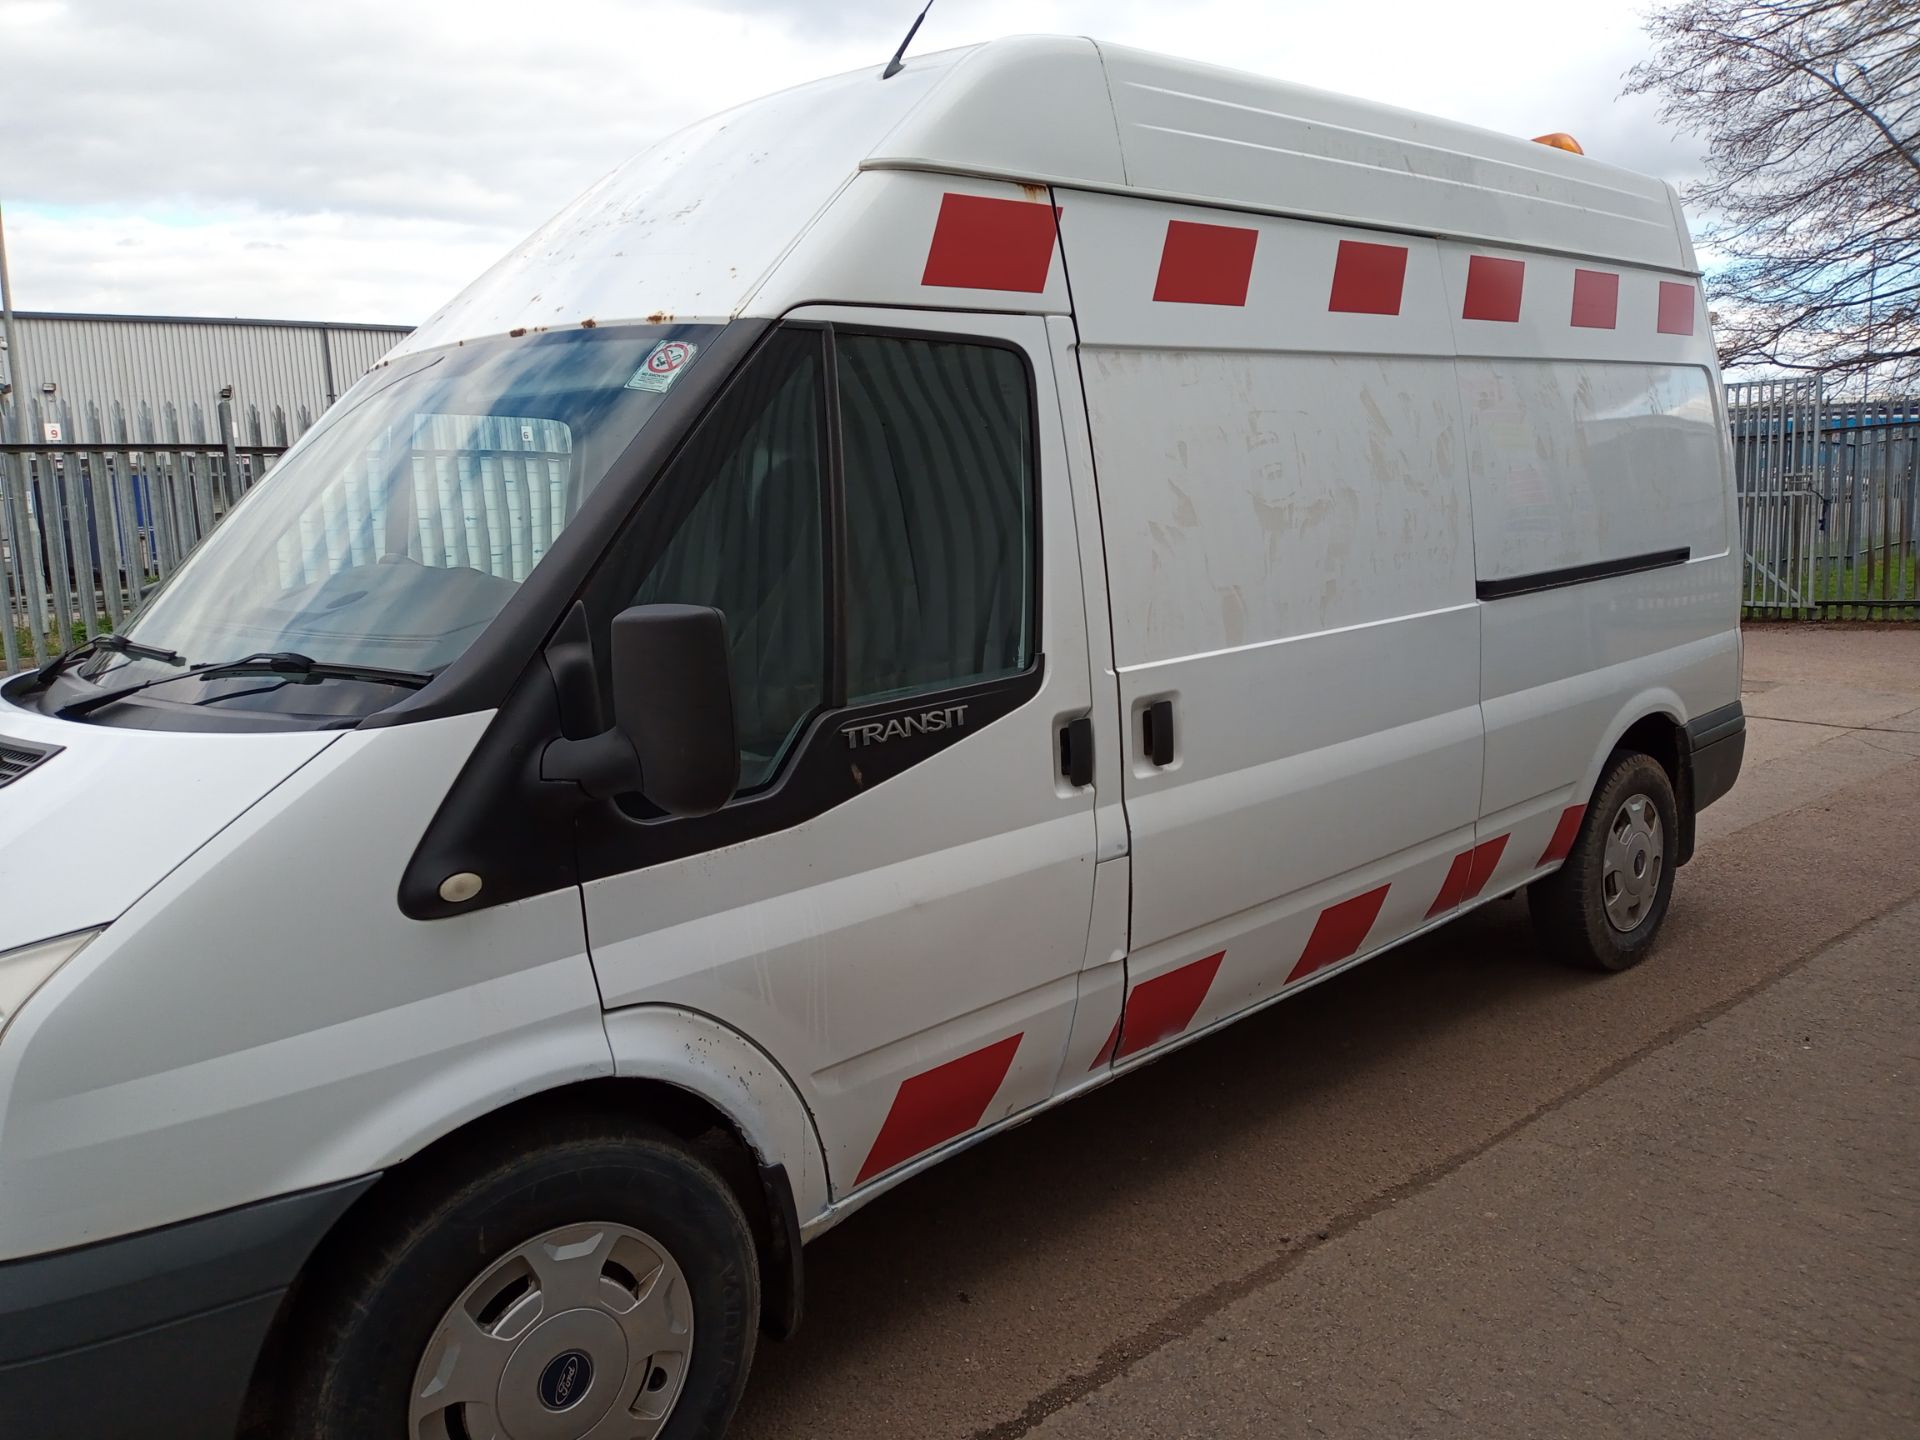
[0,36,1744,1440]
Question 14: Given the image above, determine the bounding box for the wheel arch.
[241,1014,826,1432]
[1584,694,1696,866]
[598,1005,831,1223]
[1582,692,1685,792]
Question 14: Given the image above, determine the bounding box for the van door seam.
[1434,238,1492,828]
[1048,192,1136,1035]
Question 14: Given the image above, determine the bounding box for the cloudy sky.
[0,0,1702,325]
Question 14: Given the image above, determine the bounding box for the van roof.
[873,37,1689,272]
[399,36,1691,355]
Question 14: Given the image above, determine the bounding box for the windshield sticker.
[626,340,698,392]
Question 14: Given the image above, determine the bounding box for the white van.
[0,36,1744,1440]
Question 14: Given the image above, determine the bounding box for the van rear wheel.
[1529,750,1678,972]
[281,1117,759,1440]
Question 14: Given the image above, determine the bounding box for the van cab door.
[577,311,1100,1198]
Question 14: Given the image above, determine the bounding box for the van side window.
[838,335,1034,704]
[630,331,827,790]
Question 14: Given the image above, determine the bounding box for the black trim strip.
[575,665,1044,886]
[1476,547,1690,602]
[1690,730,1744,814]
[0,1175,376,1362]
[0,1175,376,1440]
[1686,700,1745,817]
[757,1163,805,1341]
[1686,700,1745,753]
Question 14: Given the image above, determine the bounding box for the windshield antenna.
[881,0,936,79]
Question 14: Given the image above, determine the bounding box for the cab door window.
[629,330,827,789]
[838,334,1035,704]
[608,326,1035,812]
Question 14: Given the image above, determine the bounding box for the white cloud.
[3,207,507,321]
[2,0,1704,323]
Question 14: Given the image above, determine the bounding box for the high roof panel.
[398,35,1693,350]
[1091,45,1686,271]
[395,49,968,354]
[864,39,1688,273]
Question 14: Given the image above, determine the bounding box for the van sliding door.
[1058,189,1487,1063]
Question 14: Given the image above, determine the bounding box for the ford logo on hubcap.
[538,1349,593,1411]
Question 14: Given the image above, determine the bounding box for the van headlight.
[0,930,103,1038]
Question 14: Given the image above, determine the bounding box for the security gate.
[1729,378,1919,618]
[1730,378,1823,613]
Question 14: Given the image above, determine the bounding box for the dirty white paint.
[1468,359,1739,832]
[1085,350,1474,663]
[1059,189,1458,359]
[1460,360,1726,581]
[1053,162,1730,1050]
[1078,342,1483,1008]
[602,1006,832,1223]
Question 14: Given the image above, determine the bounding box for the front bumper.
[0,1176,375,1440]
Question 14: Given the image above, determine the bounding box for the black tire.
[1529,750,1679,972]
[278,1114,759,1440]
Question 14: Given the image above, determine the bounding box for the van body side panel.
[1060,191,1483,1050]
[0,708,337,954]
[582,312,1099,1203]
[1443,242,1739,846]
[1458,361,1727,592]
[0,714,612,1261]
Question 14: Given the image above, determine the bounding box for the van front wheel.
[1529,750,1678,972]
[281,1118,759,1440]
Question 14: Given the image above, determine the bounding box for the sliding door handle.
[1143,699,1175,767]
[1059,715,1095,788]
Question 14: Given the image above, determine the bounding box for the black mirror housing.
[609,604,740,817]
[539,603,739,816]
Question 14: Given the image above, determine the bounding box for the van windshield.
[74,325,716,719]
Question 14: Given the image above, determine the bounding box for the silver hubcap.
[1602,793,1664,933]
[409,1222,693,1440]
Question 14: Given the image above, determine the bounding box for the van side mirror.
[540,604,739,817]
[610,604,740,816]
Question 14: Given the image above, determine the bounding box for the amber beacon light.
[1531,132,1585,154]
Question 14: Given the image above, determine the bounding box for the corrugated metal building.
[0,310,411,443]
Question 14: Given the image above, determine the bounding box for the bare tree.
[1626,0,1918,391]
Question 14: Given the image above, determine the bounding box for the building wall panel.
[3,312,411,443]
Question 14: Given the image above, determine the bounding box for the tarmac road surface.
[730,624,1920,1440]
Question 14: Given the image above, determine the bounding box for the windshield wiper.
[58,651,434,719]
[36,633,186,683]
